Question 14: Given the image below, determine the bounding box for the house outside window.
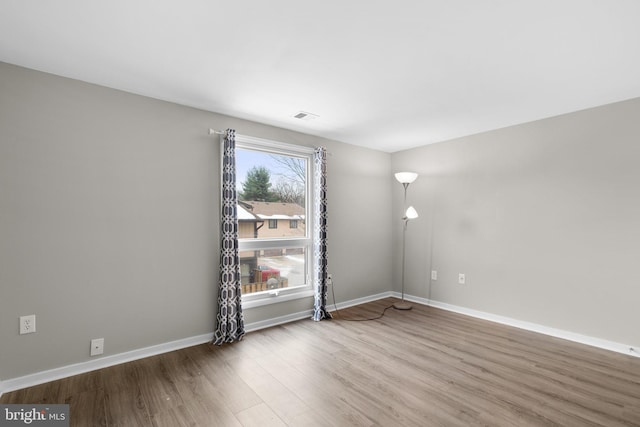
[232,135,315,307]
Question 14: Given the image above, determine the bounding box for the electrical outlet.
[327,274,333,286]
[431,270,437,280]
[90,338,104,356]
[458,273,466,285]
[19,315,36,334]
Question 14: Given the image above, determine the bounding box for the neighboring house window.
[234,135,314,307]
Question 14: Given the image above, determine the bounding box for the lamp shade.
[405,206,419,219]
[395,172,418,184]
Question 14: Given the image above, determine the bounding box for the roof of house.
[240,201,305,221]
[237,204,260,221]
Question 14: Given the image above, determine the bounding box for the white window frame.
[231,135,315,308]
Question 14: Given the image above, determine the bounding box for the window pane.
[236,148,307,240]
[233,138,313,303]
[239,247,307,295]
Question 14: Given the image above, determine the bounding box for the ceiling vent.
[293,111,319,121]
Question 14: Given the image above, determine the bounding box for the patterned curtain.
[213,129,245,344]
[312,147,332,321]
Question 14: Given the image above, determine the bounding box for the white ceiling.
[2,1,640,152]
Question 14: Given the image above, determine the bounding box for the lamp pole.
[394,181,414,310]
[394,216,412,310]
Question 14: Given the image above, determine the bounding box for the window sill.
[241,288,314,309]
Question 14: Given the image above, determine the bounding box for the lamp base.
[393,302,413,310]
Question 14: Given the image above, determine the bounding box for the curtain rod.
[208,128,250,141]
[207,128,331,155]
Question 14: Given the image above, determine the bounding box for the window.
[232,135,315,307]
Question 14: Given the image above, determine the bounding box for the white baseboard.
[244,309,313,332]
[328,290,394,311]
[0,292,393,396]
[243,291,394,332]
[392,292,640,359]
[0,333,214,396]
[4,290,634,397]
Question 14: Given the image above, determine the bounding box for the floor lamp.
[394,172,419,310]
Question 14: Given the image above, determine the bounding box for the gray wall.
[0,62,392,380]
[4,58,637,381]
[391,98,640,348]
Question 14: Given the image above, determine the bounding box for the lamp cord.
[329,277,394,321]
[327,181,410,321]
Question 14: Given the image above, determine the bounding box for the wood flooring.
[2,298,640,426]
